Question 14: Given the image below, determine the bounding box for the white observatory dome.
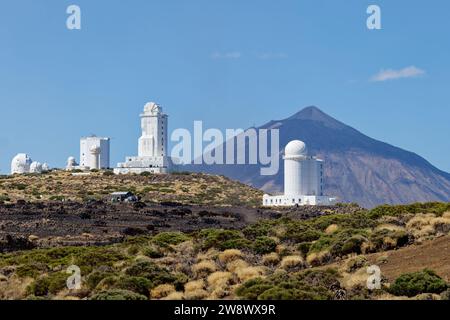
[30,162,43,174]
[67,156,78,168]
[144,102,161,114]
[285,140,307,157]
[42,163,50,171]
[11,153,33,174]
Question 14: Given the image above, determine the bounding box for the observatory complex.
[263,140,337,207]
[114,102,172,174]
[66,136,110,171]
[11,153,49,174]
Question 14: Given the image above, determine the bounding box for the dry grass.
[184,279,208,300]
[325,224,339,234]
[161,291,184,300]
[218,249,243,264]
[262,252,280,266]
[226,259,249,273]
[306,251,331,267]
[192,260,217,276]
[235,266,266,282]
[151,284,176,299]
[280,255,305,270]
[0,276,32,300]
[375,224,405,232]
[207,272,233,288]
[0,170,263,207]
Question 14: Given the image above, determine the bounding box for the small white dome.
[30,162,43,173]
[144,102,161,114]
[285,140,307,156]
[11,153,33,174]
[67,156,78,168]
[42,163,50,171]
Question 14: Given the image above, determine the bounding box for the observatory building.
[263,140,337,206]
[66,136,110,171]
[11,153,49,175]
[80,136,110,170]
[114,102,171,174]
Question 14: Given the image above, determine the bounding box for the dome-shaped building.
[30,162,43,174]
[263,140,336,207]
[11,153,33,174]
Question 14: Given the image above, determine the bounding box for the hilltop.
[0,170,263,207]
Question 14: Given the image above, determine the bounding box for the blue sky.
[0,0,449,174]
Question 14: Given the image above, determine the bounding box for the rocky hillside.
[0,202,449,300]
[0,171,263,207]
[190,106,450,208]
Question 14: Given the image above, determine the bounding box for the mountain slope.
[189,106,450,208]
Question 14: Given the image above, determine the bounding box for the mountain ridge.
[189,106,450,208]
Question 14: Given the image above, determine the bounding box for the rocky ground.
[0,200,361,252]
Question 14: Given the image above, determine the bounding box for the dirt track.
[368,235,450,282]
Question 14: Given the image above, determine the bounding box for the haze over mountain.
[189,106,450,208]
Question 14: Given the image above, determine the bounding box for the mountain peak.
[286,106,346,129]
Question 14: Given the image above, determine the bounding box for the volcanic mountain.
[189,106,450,208]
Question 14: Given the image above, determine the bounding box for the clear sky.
[0,0,449,174]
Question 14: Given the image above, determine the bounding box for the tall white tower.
[284,140,323,197]
[138,102,168,158]
[89,146,101,170]
[114,102,171,174]
[263,140,335,206]
[80,136,110,169]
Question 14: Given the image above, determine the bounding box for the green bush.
[114,276,152,296]
[124,261,185,289]
[91,289,147,300]
[86,270,114,290]
[389,269,448,297]
[236,269,340,300]
[142,247,164,259]
[152,232,190,247]
[26,272,67,297]
[253,237,277,254]
[197,229,249,250]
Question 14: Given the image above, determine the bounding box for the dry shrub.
[275,244,287,255]
[184,280,208,300]
[442,212,450,219]
[280,255,305,270]
[218,249,243,264]
[382,237,398,248]
[226,259,249,273]
[184,280,205,292]
[325,224,339,234]
[192,260,217,276]
[306,251,330,267]
[236,266,266,282]
[406,214,435,230]
[273,225,287,238]
[151,284,176,299]
[430,217,450,234]
[196,248,219,261]
[361,241,376,254]
[262,252,280,266]
[184,289,208,300]
[207,272,233,299]
[0,275,33,300]
[375,224,405,232]
[342,267,371,289]
[207,272,233,289]
[174,240,195,255]
[161,291,184,300]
